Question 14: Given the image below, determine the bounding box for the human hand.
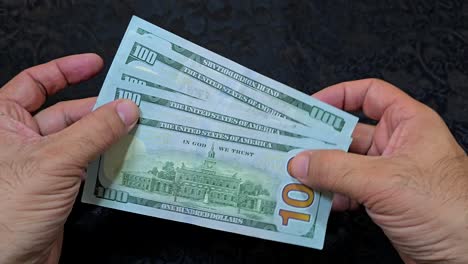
[0,54,140,263]
[288,79,468,264]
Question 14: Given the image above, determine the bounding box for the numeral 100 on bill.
[116,89,142,106]
[276,183,316,235]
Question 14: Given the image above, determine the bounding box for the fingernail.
[117,100,140,127]
[288,154,310,180]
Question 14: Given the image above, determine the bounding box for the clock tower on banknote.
[202,144,217,172]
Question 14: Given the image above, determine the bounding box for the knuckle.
[368,78,386,85]
[0,100,22,119]
[368,78,391,89]
[409,103,451,133]
[387,100,418,124]
[421,104,444,122]
[368,78,408,97]
[54,101,68,110]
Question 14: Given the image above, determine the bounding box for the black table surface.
[1,1,467,263]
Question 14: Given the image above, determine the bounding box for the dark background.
[1,1,467,263]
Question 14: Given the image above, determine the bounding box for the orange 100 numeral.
[279,183,314,226]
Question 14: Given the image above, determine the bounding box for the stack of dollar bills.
[82,16,358,250]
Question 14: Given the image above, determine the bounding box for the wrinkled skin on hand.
[289,79,468,264]
[0,54,139,263]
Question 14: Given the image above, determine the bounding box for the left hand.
[0,54,140,263]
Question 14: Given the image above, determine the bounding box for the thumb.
[50,99,140,166]
[288,150,383,202]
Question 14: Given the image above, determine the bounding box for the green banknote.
[110,80,348,149]
[87,81,344,249]
[119,34,347,138]
[111,79,351,147]
[115,85,304,138]
[82,98,339,249]
[119,67,210,101]
[113,16,358,137]
[82,15,359,250]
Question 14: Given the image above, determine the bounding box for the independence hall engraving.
[121,145,276,215]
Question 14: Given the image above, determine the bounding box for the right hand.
[288,79,468,264]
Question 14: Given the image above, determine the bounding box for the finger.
[0,53,103,112]
[34,97,97,135]
[288,150,387,202]
[332,194,360,211]
[312,78,417,121]
[349,123,375,155]
[43,99,140,167]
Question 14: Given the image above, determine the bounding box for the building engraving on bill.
[120,145,276,215]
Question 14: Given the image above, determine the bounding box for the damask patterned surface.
[1,1,467,263]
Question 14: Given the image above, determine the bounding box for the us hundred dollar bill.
[82,99,339,249]
[82,15,359,249]
[108,79,351,147]
[101,16,358,140]
[108,81,346,152]
[85,81,342,249]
